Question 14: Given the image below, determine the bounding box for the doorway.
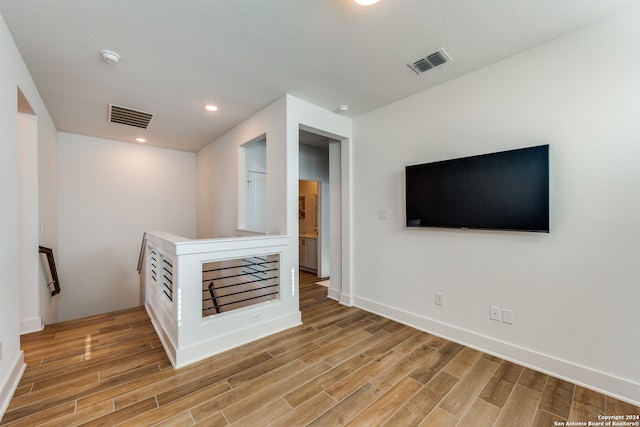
[297,120,350,305]
[17,88,43,334]
[298,129,335,289]
[298,180,319,274]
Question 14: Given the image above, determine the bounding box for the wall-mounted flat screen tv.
[405,145,549,232]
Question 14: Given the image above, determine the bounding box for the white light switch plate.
[502,309,514,324]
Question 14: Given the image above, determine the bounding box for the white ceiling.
[1,0,635,152]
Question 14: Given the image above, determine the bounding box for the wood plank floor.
[2,271,638,426]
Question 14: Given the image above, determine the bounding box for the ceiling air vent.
[108,104,154,129]
[408,49,451,75]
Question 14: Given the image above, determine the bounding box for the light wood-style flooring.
[2,271,638,426]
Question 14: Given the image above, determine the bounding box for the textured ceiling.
[0,0,636,152]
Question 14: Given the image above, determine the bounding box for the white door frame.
[298,125,352,306]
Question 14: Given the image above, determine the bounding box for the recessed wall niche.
[238,135,267,233]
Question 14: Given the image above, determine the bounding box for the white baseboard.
[20,317,43,335]
[0,351,26,420]
[327,288,354,307]
[353,295,640,407]
[146,302,302,370]
[327,287,341,302]
[174,313,302,369]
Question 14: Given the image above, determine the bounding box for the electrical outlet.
[378,209,388,219]
[490,306,501,321]
[502,309,514,325]
[435,293,444,306]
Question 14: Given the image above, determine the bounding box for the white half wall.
[58,133,196,321]
[351,9,640,404]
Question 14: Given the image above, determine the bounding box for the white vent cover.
[408,49,451,75]
[108,104,154,129]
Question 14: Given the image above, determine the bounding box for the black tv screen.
[405,145,549,232]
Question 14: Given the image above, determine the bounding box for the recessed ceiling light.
[135,137,146,143]
[204,104,218,112]
[354,0,380,5]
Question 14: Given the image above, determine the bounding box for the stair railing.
[39,246,61,296]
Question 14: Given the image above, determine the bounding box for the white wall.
[19,98,59,331]
[18,113,41,333]
[0,19,22,415]
[245,138,267,173]
[197,97,287,238]
[58,133,196,321]
[196,94,352,306]
[36,99,59,327]
[0,13,58,417]
[197,94,351,243]
[352,9,640,404]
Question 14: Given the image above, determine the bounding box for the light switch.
[502,309,514,325]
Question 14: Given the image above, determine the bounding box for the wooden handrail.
[39,246,61,296]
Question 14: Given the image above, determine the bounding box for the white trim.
[174,313,301,369]
[0,351,26,419]
[20,316,43,335]
[327,287,342,303]
[339,293,353,307]
[145,302,177,367]
[353,295,640,407]
[340,137,353,307]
